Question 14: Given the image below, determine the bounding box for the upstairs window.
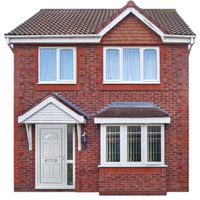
[39,47,76,84]
[103,47,160,84]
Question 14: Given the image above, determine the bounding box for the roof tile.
[5,3,195,36]
[95,102,171,118]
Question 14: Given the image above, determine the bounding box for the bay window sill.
[98,165,168,168]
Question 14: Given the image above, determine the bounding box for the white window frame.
[100,124,165,167]
[38,47,77,84]
[103,46,160,84]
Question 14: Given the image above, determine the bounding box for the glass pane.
[67,126,73,160]
[127,126,141,162]
[147,126,161,162]
[123,49,140,81]
[40,49,56,81]
[143,49,157,80]
[67,163,73,185]
[106,49,120,80]
[106,126,120,162]
[60,50,74,80]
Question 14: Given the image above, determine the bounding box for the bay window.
[100,124,165,166]
[39,47,76,84]
[103,47,160,84]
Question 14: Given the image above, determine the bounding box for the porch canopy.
[18,93,88,151]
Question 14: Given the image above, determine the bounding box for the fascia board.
[162,35,196,44]
[18,96,86,124]
[5,35,101,44]
[94,117,171,124]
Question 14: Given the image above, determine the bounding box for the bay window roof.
[94,102,171,124]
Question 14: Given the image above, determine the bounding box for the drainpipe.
[6,37,13,52]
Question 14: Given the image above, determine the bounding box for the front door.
[35,124,75,189]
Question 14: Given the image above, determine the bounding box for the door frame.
[35,124,75,189]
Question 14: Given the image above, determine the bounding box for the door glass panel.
[67,163,73,185]
[67,126,73,160]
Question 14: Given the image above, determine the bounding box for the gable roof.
[5,5,194,36]
[4,1,195,44]
[18,93,88,124]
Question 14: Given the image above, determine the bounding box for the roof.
[95,102,171,118]
[5,1,195,36]
[18,93,89,120]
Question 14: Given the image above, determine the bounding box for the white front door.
[40,127,63,183]
[35,124,75,189]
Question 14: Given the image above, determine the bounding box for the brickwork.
[13,13,189,194]
[99,167,166,195]
[101,13,163,45]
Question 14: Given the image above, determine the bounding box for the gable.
[23,103,79,123]
[18,95,87,124]
[101,13,162,45]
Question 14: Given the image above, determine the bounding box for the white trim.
[94,117,171,124]
[25,124,32,151]
[77,124,81,151]
[5,35,101,44]
[163,35,196,44]
[98,165,168,168]
[38,47,77,84]
[103,46,160,84]
[18,96,86,124]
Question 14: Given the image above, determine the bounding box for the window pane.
[106,50,120,80]
[123,49,140,81]
[144,49,157,80]
[40,49,56,81]
[67,163,73,185]
[127,126,141,162]
[147,126,161,162]
[60,50,74,80]
[67,126,73,160]
[106,126,120,162]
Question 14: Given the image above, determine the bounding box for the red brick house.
[5,1,196,195]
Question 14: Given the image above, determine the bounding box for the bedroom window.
[38,47,76,84]
[103,47,160,84]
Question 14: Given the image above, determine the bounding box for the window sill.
[98,165,168,168]
[103,81,161,84]
[38,82,77,85]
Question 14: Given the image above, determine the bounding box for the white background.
[0,0,199,199]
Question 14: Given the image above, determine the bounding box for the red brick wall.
[13,13,189,194]
[99,167,166,195]
[101,13,162,45]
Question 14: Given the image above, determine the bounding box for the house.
[5,0,196,195]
